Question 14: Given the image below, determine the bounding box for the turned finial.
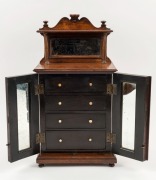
[101,21,106,28]
[43,21,49,28]
[70,14,80,22]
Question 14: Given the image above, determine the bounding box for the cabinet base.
[36,152,117,167]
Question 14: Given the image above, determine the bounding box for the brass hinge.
[107,84,117,95]
[36,133,45,144]
[35,84,44,95]
[106,132,116,144]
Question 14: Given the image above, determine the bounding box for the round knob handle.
[58,102,62,105]
[58,83,62,87]
[89,82,93,87]
[58,120,62,123]
[89,102,93,106]
[59,139,63,143]
[88,138,92,142]
[89,119,93,124]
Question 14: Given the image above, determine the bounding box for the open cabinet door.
[6,74,40,162]
[112,73,151,161]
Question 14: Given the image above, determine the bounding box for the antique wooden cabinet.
[6,15,151,167]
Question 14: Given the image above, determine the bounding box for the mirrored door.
[6,74,39,162]
[112,73,151,161]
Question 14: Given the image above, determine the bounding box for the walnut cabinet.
[6,15,151,167]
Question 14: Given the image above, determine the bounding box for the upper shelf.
[34,14,117,73]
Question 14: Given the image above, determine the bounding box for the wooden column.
[101,34,107,64]
[44,33,49,64]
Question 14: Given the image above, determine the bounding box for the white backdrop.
[0,0,156,179]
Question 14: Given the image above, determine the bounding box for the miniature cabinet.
[6,15,151,167]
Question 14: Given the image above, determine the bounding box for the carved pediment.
[38,14,112,32]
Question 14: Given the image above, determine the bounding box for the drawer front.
[46,130,106,150]
[44,75,110,93]
[45,95,108,111]
[46,113,106,129]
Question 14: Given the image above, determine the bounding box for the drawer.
[45,95,108,111]
[44,74,111,93]
[46,130,106,150]
[46,113,106,129]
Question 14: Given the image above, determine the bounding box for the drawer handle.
[89,82,93,87]
[58,102,62,105]
[58,120,62,123]
[89,119,93,124]
[88,138,92,142]
[89,102,93,106]
[58,83,62,87]
[59,139,63,143]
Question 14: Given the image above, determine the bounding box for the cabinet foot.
[109,163,115,167]
[38,164,44,168]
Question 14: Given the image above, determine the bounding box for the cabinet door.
[6,74,40,162]
[112,73,151,161]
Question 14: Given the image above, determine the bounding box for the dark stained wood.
[39,74,46,153]
[40,73,112,153]
[44,74,110,93]
[45,113,106,129]
[45,130,106,150]
[36,152,117,166]
[45,95,108,111]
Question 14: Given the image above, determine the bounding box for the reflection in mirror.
[50,38,101,56]
[122,82,136,151]
[17,83,30,151]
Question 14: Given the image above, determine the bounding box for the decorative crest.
[37,14,112,32]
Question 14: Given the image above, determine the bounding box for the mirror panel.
[17,83,30,151]
[122,82,136,151]
[50,38,101,56]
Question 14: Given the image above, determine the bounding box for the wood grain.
[34,58,117,74]
[37,152,117,166]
